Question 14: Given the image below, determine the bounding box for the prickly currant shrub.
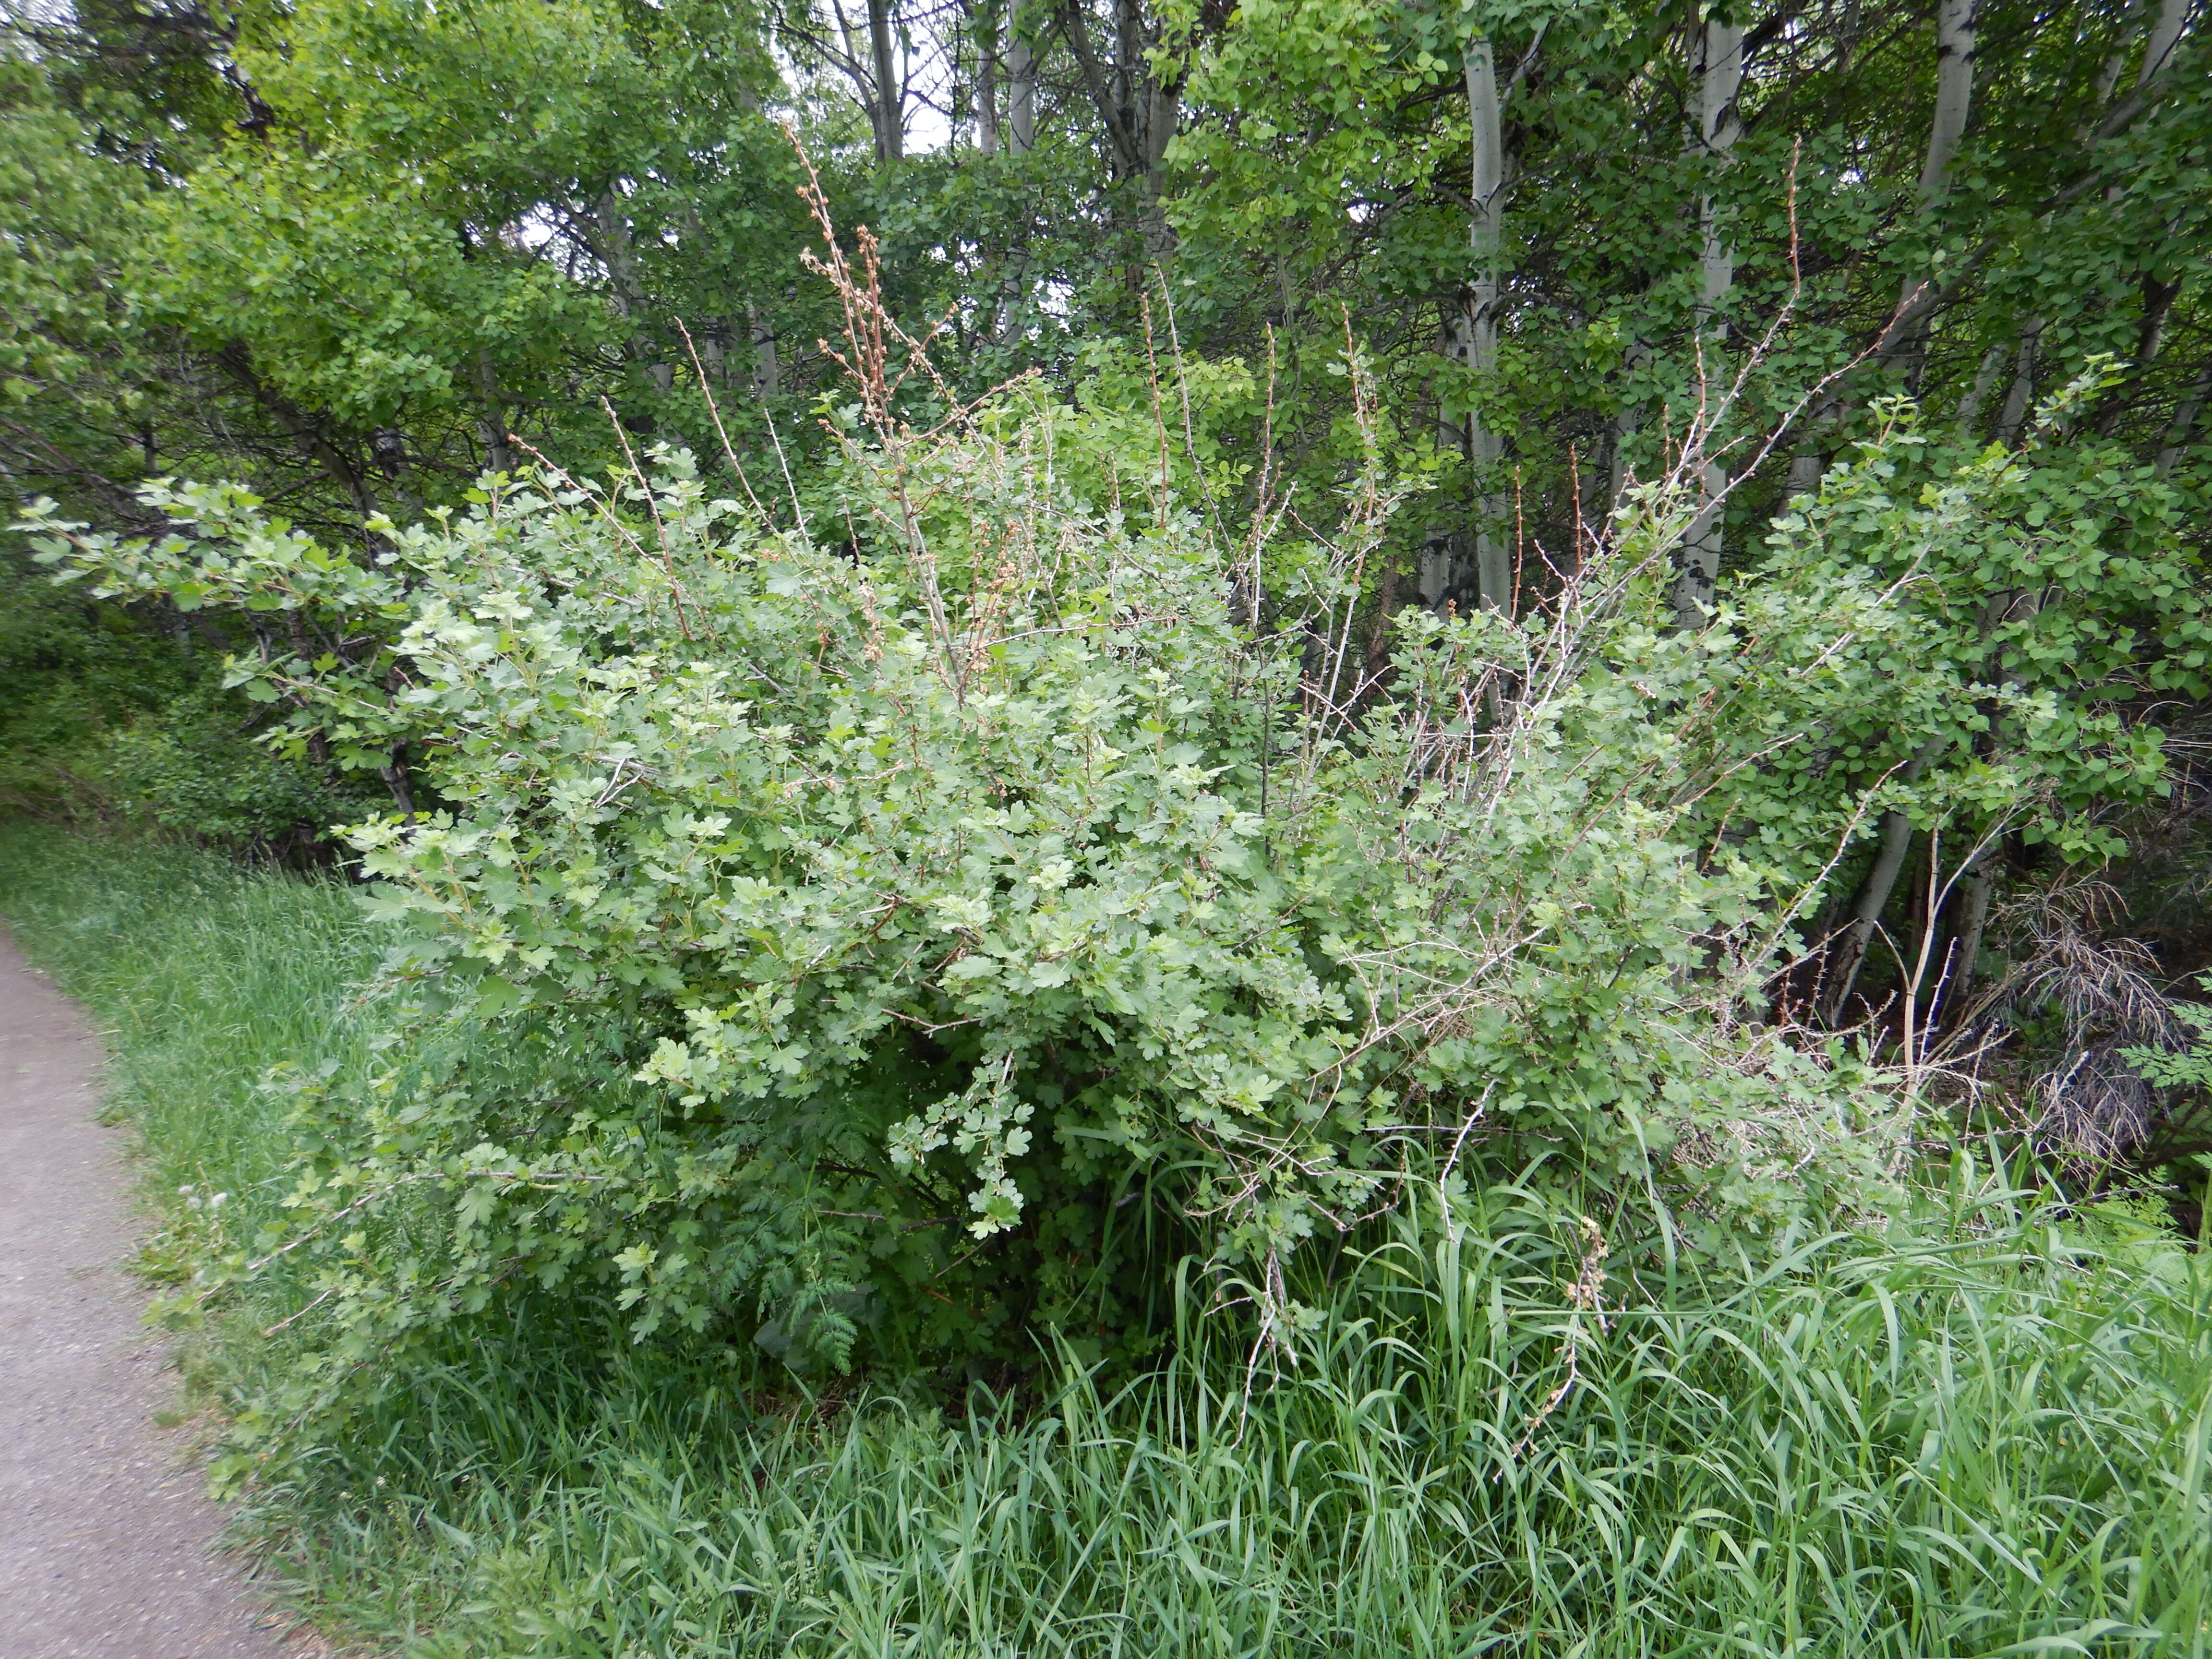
[35,372,2191,1378]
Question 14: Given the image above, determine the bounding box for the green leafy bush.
[21,337,2206,1377]
[9,823,2208,1657]
[7,398,1852,1372]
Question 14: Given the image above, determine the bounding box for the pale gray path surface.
[0,931,308,1659]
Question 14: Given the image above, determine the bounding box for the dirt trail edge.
[0,930,304,1659]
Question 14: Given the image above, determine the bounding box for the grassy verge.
[5,817,2212,1658]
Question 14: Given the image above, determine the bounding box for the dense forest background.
[7,1,2212,1650]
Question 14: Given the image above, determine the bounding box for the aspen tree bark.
[2140,0,2190,84]
[596,189,670,400]
[677,211,733,402]
[1786,385,1840,496]
[1466,36,1509,615]
[1937,585,2043,1010]
[1062,0,1183,262]
[696,321,727,387]
[1611,338,1653,511]
[1139,68,1179,261]
[2097,274,2182,433]
[597,191,638,320]
[977,0,1000,155]
[1418,37,1508,618]
[721,78,783,411]
[1674,14,1743,629]
[370,428,421,519]
[748,301,781,400]
[2156,362,2210,476]
[1885,0,1976,389]
[377,747,417,816]
[1992,319,2043,445]
[869,0,904,164]
[1946,844,1998,1004]
[991,12,1037,340]
[1955,339,2007,433]
[1826,42,2016,1024]
[1008,21,1035,152]
[476,350,512,477]
[1918,0,1977,203]
[1822,748,1933,1024]
[2085,0,2140,127]
[1811,0,1978,474]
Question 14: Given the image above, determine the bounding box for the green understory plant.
[8,823,2211,1658]
[9,377,1879,1380]
[18,292,2202,1409]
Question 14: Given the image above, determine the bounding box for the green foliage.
[0,544,373,850]
[7,819,2212,1657]
[1687,391,2208,887]
[5,0,2212,1636]
[21,226,2209,1376]
[2132,1003,2212,1090]
[7,0,2210,567]
[16,367,2041,1377]
[150,0,800,444]
[323,1196,2209,1659]
[0,54,157,520]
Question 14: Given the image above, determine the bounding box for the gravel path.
[0,930,306,1659]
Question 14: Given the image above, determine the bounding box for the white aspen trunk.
[1917,0,1977,204]
[2157,363,2210,476]
[1467,36,1510,616]
[1993,319,2043,445]
[2097,274,2183,434]
[378,747,416,816]
[477,417,512,478]
[1822,745,1935,1024]
[748,301,781,401]
[1674,15,1743,629]
[1695,19,1743,294]
[1947,848,1998,1005]
[1823,0,1978,468]
[1421,306,1467,609]
[1824,808,1915,1024]
[1611,339,1652,512]
[2140,0,2189,83]
[597,191,638,324]
[371,427,409,483]
[1008,25,1035,152]
[596,189,669,405]
[868,0,904,164]
[476,350,511,476]
[1420,306,1465,606]
[977,0,1000,156]
[1934,583,2044,1015]
[1785,402,1835,496]
[1140,76,1179,261]
[1955,339,2007,433]
[2091,14,2137,120]
[1890,0,1976,382]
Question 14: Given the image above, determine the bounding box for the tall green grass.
[5,818,2210,1658]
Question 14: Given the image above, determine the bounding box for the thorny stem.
[673,317,772,526]
[599,396,696,642]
